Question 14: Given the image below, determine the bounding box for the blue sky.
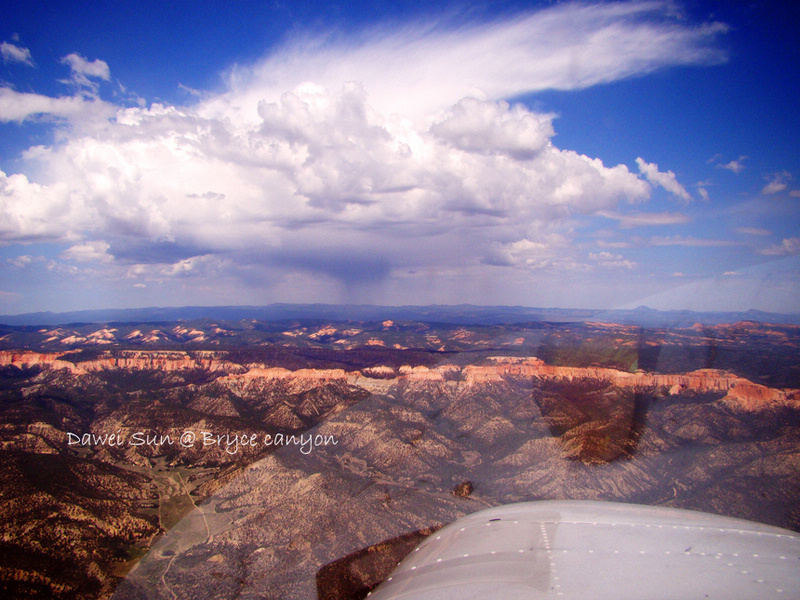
[1,0,798,315]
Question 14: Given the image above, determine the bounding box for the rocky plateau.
[0,317,798,599]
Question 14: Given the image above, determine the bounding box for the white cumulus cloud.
[60,53,111,94]
[0,1,729,298]
[430,98,554,159]
[0,88,115,123]
[60,240,114,263]
[61,53,110,80]
[0,170,77,242]
[588,251,636,270]
[635,157,691,201]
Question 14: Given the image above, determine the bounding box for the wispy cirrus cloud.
[709,154,747,173]
[759,237,800,256]
[597,210,691,228]
[649,235,740,247]
[735,227,771,236]
[1,41,34,67]
[761,171,791,195]
[205,1,728,125]
[721,157,746,173]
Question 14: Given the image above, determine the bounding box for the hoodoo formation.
[2,350,796,412]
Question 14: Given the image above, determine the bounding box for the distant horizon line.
[2,302,799,329]
[5,301,800,316]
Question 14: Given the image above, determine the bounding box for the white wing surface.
[368,500,800,600]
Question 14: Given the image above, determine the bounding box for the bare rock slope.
[113,359,800,600]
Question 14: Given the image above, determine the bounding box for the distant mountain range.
[1,303,799,327]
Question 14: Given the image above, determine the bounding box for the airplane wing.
[366,500,800,600]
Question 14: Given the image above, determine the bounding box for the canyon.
[0,317,799,599]
[3,349,797,412]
